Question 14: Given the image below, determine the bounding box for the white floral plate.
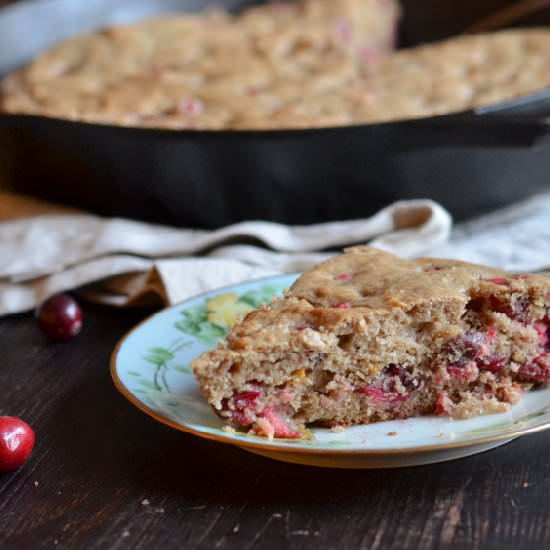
[111,274,550,469]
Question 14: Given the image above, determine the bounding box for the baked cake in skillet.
[4,17,550,129]
[0,0,399,129]
[192,247,550,439]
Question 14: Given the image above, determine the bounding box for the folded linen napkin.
[3,191,550,318]
[0,198,451,316]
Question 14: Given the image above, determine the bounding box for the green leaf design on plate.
[138,284,286,408]
[171,340,193,353]
[172,365,193,374]
[239,285,280,308]
[143,347,175,366]
[142,347,175,392]
[175,305,229,345]
[174,286,284,345]
[126,370,142,377]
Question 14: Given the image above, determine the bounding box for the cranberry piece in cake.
[193,246,550,438]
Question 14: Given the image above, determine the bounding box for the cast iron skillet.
[1,0,550,228]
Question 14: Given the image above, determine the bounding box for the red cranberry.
[448,361,478,381]
[486,277,510,286]
[488,295,530,321]
[222,387,263,428]
[511,296,531,321]
[445,332,486,365]
[518,354,550,383]
[261,406,301,439]
[382,364,423,391]
[435,392,452,416]
[36,294,84,342]
[469,295,530,321]
[233,391,262,410]
[0,417,35,473]
[486,325,497,341]
[534,321,550,350]
[478,355,506,373]
[358,385,409,403]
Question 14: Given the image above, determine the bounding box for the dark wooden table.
[1,303,550,549]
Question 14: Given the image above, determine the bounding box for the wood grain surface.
[1,303,550,549]
[0,192,76,221]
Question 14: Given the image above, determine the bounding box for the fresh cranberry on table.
[0,416,35,473]
[36,294,84,342]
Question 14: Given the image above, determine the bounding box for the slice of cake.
[192,246,550,439]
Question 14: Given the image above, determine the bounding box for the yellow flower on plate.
[207,293,253,328]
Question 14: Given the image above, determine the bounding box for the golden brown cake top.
[222,247,550,352]
[290,246,548,310]
[4,0,550,131]
[352,29,550,124]
[0,0,398,129]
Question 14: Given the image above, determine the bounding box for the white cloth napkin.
[432,194,550,272]
[0,199,451,316]
[2,192,550,318]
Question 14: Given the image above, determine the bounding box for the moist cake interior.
[192,248,550,439]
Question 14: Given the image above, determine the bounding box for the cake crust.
[193,247,550,438]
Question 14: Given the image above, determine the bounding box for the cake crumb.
[523,482,529,488]
[330,425,347,433]
[122,531,131,538]
[387,431,398,436]
[272,513,282,519]
[232,524,240,533]
[223,425,236,434]
[141,499,150,506]
[34,481,39,486]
